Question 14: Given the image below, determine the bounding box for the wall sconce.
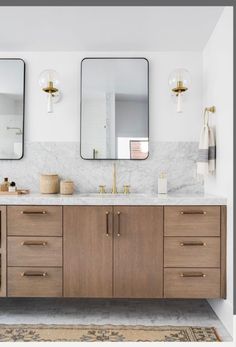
[168,68,191,113]
[39,69,61,113]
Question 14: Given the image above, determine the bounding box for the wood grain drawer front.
[8,267,62,297]
[7,206,62,236]
[164,268,220,298]
[164,237,220,268]
[164,206,220,236]
[8,237,62,267]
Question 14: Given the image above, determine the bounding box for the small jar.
[60,180,74,195]
[40,174,59,194]
[9,181,16,192]
[0,178,9,192]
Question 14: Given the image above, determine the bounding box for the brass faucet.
[112,163,118,194]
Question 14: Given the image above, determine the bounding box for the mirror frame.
[80,57,149,160]
[0,58,25,160]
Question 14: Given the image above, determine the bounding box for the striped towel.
[197,113,216,176]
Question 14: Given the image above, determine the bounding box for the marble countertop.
[0,193,227,205]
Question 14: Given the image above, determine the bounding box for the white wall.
[0,51,203,143]
[203,7,233,335]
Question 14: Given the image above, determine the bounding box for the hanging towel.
[197,110,216,176]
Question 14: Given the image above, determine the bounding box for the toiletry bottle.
[0,178,9,192]
[158,172,167,194]
[9,182,16,192]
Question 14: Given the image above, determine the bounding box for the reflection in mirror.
[0,59,25,159]
[81,58,149,160]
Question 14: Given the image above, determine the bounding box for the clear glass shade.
[39,69,60,114]
[38,69,60,89]
[168,68,191,113]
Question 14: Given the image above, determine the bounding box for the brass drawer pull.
[21,241,47,246]
[180,241,206,247]
[21,271,47,277]
[105,211,109,237]
[117,211,121,237]
[21,211,47,215]
[180,272,206,278]
[180,211,207,215]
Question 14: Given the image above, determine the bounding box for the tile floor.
[0,298,232,341]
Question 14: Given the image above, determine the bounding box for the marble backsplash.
[0,142,203,194]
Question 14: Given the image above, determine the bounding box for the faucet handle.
[123,185,130,194]
[99,185,106,194]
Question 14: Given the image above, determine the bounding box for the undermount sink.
[77,193,150,198]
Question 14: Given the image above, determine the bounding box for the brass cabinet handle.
[180,272,206,278]
[21,271,47,277]
[180,211,207,215]
[21,241,47,246]
[180,241,206,247]
[21,211,47,215]
[105,211,109,237]
[117,211,121,237]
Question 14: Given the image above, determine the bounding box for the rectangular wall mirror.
[0,59,25,160]
[80,58,149,160]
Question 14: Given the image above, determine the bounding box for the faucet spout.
[112,163,118,194]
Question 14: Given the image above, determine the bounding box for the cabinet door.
[64,206,113,297]
[114,206,163,298]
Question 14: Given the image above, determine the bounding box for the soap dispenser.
[158,172,167,194]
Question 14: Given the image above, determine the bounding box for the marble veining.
[0,193,226,205]
[0,141,203,195]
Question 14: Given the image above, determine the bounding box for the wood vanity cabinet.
[0,206,6,297]
[64,206,113,297]
[113,206,163,298]
[63,206,163,298]
[0,204,226,299]
[7,206,63,297]
[163,206,226,299]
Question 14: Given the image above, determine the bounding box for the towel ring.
[204,106,216,126]
[205,106,216,113]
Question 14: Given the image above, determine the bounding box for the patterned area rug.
[0,325,221,342]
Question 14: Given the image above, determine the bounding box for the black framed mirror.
[80,57,149,160]
[0,58,25,160]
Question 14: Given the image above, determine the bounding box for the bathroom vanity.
[0,194,226,300]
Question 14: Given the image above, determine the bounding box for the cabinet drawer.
[164,206,220,236]
[8,237,62,267]
[7,206,62,236]
[164,237,220,268]
[164,268,220,298]
[8,267,62,297]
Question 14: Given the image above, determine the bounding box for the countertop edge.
[0,194,227,206]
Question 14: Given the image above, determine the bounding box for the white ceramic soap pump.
[158,172,167,194]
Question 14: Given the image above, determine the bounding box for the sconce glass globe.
[168,68,191,113]
[39,69,61,114]
[38,69,60,90]
[168,68,191,91]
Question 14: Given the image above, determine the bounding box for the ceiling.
[0,6,224,51]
